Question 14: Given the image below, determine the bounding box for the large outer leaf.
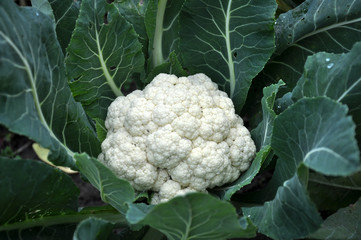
[0,157,78,226]
[145,0,185,68]
[75,153,135,214]
[292,41,361,147]
[66,0,145,120]
[180,0,277,111]
[0,0,100,168]
[128,193,256,240]
[252,80,285,150]
[272,97,360,177]
[309,197,361,240]
[243,165,323,240]
[264,0,361,89]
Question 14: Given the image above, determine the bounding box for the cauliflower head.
[99,73,256,204]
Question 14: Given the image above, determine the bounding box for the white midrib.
[1,31,74,157]
[225,0,236,97]
[95,29,123,96]
[152,0,168,67]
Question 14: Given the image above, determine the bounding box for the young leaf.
[213,145,271,201]
[251,80,285,150]
[0,0,100,168]
[145,0,185,68]
[75,153,135,214]
[66,0,145,120]
[309,197,361,240]
[179,0,277,111]
[130,193,256,240]
[292,41,361,147]
[272,97,360,177]
[264,0,361,89]
[95,118,107,144]
[242,165,323,240]
[0,157,78,226]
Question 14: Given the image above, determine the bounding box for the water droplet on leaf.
[325,58,330,62]
[327,63,334,69]
[35,12,39,16]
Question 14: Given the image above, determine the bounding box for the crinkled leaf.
[264,0,361,89]
[129,193,256,240]
[31,0,55,20]
[272,97,360,177]
[308,172,361,212]
[0,157,78,226]
[73,218,115,240]
[75,153,135,214]
[309,197,361,240]
[292,41,361,147]
[274,92,293,114]
[252,80,285,150]
[213,146,271,201]
[66,0,145,120]
[145,0,185,68]
[243,165,323,240]
[180,0,277,111]
[0,0,100,168]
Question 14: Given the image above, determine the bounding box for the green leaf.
[114,0,149,53]
[73,218,115,240]
[243,165,323,240]
[66,0,145,120]
[145,0,185,68]
[308,172,361,212]
[131,193,256,240]
[179,0,277,111]
[31,0,55,20]
[95,118,107,143]
[0,157,78,226]
[292,41,361,148]
[252,80,285,150]
[213,146,271,201]
[146,51,187,83]
[75,153,135,214]
[0,0,100,168]
[309,197,361,240]
[272,97,360,177]
[264,0,361,89]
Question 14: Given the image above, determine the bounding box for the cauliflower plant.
[98,73,256,204]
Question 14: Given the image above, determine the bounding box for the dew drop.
[277,105,281,109]
[327,63,334,69]
[35,12,39,16]
[325,58,330,62]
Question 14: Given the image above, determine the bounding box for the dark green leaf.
[292,41,361,148]
[73,218,115,240]
[114,0,149,50]
[132,193,256,240]
[274,92,293,114]
[95,118,107,143]
[145,0,185,68]
[272,97,360,177]
[310,197,361,240]
[66,0,145,120]
[31,0,55,20]
[308,172,361,212]
[0,0,100,168]
[213,146,271,201]
[146,51,187,83]
[264,0,361,89]
[243,165,323,240]
[252,80,285,150]
[75,153,135,214]
[0,157,78,225]
[180,0,277,111]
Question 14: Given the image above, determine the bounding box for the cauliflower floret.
[99,73,256,203]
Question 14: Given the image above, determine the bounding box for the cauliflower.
[99,73,256,204]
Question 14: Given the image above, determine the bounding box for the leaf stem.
[225,0,236,97]
[152,0,167,67]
